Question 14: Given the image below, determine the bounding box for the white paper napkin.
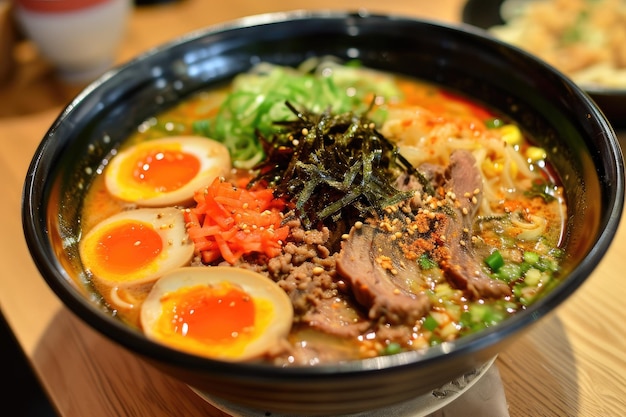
[428,364,510,417]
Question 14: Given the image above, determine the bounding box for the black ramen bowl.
[462,0,626,129]
[22,10,624,415]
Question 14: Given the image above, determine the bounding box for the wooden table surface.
[1,1,625,416]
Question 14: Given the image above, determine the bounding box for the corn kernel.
[500,124,522,146]
[526,146,547,162]
[482,159,503,178]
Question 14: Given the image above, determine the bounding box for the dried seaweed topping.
[251,101,418,231]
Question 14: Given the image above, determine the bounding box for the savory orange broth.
[79,63,566,364]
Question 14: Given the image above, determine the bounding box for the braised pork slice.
[337,150,510,324]
[336,224,431,325]
[438,150,512,298]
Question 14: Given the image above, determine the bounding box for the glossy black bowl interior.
[462,0,626,128]
[22,11,624,415]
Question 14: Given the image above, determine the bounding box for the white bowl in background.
[14,0,130,83]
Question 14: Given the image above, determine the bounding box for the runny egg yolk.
[133,149,200,193]
[160,283,256,343]
[96,220,162,275]
[79,207,194,287]
[153,282,275,359]
[105,136,231,207]
[141,267,294,361]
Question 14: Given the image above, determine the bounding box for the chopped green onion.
[429,335,444,346]
[535,257,558,272]
[423,314,439,331]
[485,250,505,272]
[496,263,522,283]
[382,342,402,356]
[419,253,437,270]
[485,118,504,129]
[523,251,540,265]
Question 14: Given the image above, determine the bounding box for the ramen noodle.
[78,59,567,364]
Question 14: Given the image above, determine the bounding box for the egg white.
[105,136,231,207]
[79,207,194,287]
[140,266,294,361]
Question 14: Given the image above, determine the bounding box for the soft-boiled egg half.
[79,207,194,287]
[140,267,294,361]
[105,136,231,207]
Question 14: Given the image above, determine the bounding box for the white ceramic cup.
[14,0,131,83]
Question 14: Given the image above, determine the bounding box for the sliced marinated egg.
[105,136,231,207]
[79,207,194,287]
[140,266,293,361]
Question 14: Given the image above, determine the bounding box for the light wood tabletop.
[1,1,625,416]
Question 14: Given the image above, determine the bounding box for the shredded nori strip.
[250,101,422,233]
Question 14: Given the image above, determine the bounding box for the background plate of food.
[462,0,626,128]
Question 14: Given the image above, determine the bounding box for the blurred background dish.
[462,0,626,128]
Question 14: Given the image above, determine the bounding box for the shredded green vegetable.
[194,59,404,168]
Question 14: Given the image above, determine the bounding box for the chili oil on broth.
[77,63,568,364]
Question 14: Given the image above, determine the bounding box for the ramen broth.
[79,61,567,364]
